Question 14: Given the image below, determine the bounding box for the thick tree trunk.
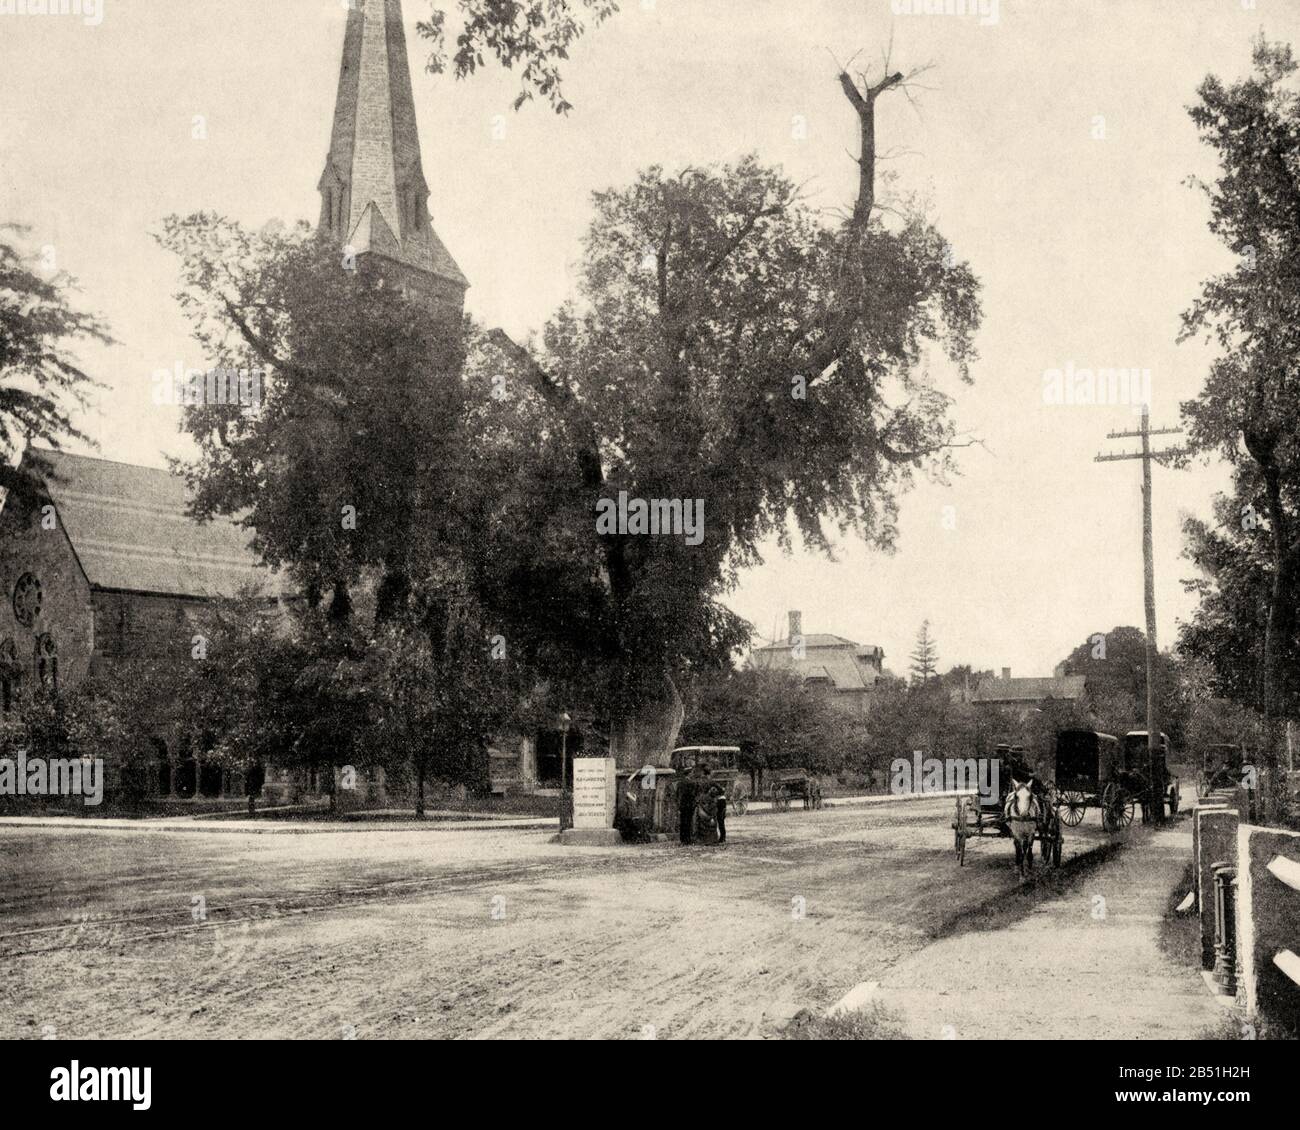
[327,579,352,625]
[375,569,410,626]
[1260,460,1293,816]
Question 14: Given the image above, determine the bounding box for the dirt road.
[1,798,1116,1039]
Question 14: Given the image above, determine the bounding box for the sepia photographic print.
[1,0,1298,1100]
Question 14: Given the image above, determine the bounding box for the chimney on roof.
[1054,662,1066,678]
[789,611,802,641]
[1002,667,1012,681]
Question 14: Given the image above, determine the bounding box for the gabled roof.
[751,645,881,692]
[972,674,1087,704]
[20,449,284,600]
[754,633,861,650]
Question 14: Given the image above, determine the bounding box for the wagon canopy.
[1054,729,1121,792]
[669,746,740,773]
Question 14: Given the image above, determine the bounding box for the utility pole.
[1095,405,1184,825]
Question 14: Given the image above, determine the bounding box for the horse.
[1003,778,1042,880]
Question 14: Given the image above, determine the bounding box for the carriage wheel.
[734,795,748,816]
[1101,783,1135,832]
[1058,791,1087,827]
[1101,784,1120,832]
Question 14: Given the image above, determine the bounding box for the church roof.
[23,449,284,601]
[321,0,468,290]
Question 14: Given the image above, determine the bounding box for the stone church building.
[0,0,570,802]
[0,448,284,798]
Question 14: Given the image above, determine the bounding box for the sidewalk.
[869,823,1227,1039]
[0,813,558,835]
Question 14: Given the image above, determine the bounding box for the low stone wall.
[1235,824,1300,1032]
[1194,800,1300,1033]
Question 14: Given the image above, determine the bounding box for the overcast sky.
[2,0,1294,680]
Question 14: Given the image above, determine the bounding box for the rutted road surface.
[1,798,1119,1039]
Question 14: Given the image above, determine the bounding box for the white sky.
[1,0,1292,679]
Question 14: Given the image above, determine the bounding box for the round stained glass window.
[13,573,42,627]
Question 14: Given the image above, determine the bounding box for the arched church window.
[13,573,42,627]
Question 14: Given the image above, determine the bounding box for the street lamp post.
[559,712,572,830]
[559,707,574,790]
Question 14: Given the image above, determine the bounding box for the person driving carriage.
[992,745,1042,795]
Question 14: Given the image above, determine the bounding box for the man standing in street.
[678,764,698,844]
[713,783,728,845]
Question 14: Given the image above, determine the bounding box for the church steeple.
[318,0,467,317]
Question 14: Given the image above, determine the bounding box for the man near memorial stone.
[678,764,698,844]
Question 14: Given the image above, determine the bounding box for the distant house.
[749,611,885,716]
[970,665,1087,718]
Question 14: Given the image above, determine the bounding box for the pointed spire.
[318,0,467,313]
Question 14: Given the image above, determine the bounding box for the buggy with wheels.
[1198,743,1249,797]
[615,745,748,840]
[1122,731,1180,817]
[1054,728,1147,832]
[766,768,824,811]
[952,745,1064,869]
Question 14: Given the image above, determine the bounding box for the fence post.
[1210,863,1237,996]
[1195,807,1239,970]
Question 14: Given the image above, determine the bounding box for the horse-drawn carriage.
[615,745,747,840]
[1054,729,1178,831]
[765,768,823,811]
[1055,729,1134,831]
[952,745,1063,875]
[1198,743,1249,797]
[1123,731,1179,817]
